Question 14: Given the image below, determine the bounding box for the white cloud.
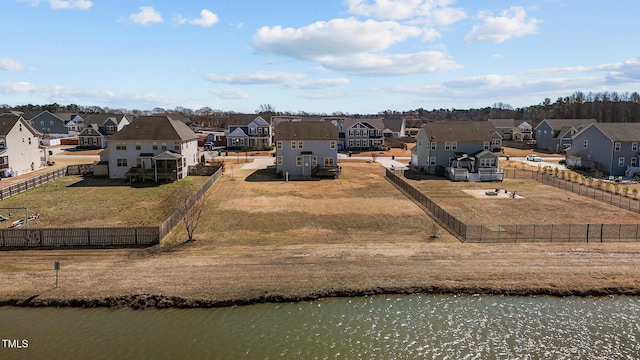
[465,6,541,43]
[253,18,421,60]
[205,71,306,85]
[286,78,350,89]
[128,6,163,25]
[320,51,460,75]
[0,58,34,71]
[0,81,37,93]
[17,0,92,10]
[190,9,219,28]
[212,88,250,100]
[345,0,467,25]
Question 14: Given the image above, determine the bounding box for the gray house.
[28,111,69,137]
[330,118,385,151]
[226,114,272,150]
[274,121,339,179]
[566,123,640,176]
[411,121,503,181]
[534,119,597,153]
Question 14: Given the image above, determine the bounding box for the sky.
[1,0,639,114]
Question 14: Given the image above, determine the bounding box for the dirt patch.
[463,189,524,199]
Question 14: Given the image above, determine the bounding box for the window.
[28,138,31,145]
[452,142,457,150]
[418,140,422,146]
[174,142,180,151]
[632,157,637,167]
[537,129,541,135]
[324,157,334,166]
[298,140,303,149]
[116,142,126,150]
[615,142,621,151]
[619,157,625,166]
[444,142,451,150]
[429,157,436,166]
[152,142,158,150]
[106,126,115,133]
[41,121,44,126]
[277,141,282,149]
[19,124,22,131]
[480,158,495,167]
[312,157,317,166]
[330,141,336,149]
[430,142,437,150]
[161,142,167,150]
[583,140,588,148]
[116,158,127,167]
[296,156,302,167]
[349,130,354,137]
[135,142,141,150]
[483,141,490,150]
[633,143,639,152]
[291,141,297,149]
[277,156,283,165]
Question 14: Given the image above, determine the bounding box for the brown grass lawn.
[407,175,640,225]
[2,162,640,307]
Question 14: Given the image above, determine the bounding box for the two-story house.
[566,123,640,176]
[226,115,272,150]
[274,121,339,179]
[411,121,503,181]
[382,118,407,138]
[332,118,385,151]
[534,119,597,153]
[105,115,198,182]
[28,111,69,137]
[488,119,533,141]
[0,114,43,176]
[78,114,132,149]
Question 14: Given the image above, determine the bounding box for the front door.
[301,155,312,177]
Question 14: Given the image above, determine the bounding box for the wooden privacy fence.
[386,168,640,243]
[0,166,224,250]
[0,168,66,200]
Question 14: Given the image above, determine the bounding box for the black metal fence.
[386,168,640,243]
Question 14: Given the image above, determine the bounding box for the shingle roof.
[589,123,640,142]
[538,119,597,131]
[0,114,40,136]
[382,118,404,132]
[342,118,385,130]
[423,121,499,142]
[108,115,197,141]
[84,113,129,126]
[275,121,338,141]
[227,114,272,125]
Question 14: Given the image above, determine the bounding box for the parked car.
[526,154,542,162]
[204,142,214,150]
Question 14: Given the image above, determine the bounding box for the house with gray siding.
[534,119,597,153]
[274,121,339,179]
[226,114,272,150]
[411,122,502,181]
[488,119,533,141]
[566,123,640,176]
[28,111,69,137]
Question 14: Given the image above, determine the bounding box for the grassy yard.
[0,175,209,227]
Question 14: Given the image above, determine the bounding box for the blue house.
[534,119,597,153]
[566,123,640,176]
[226,115,272,150]
[274,121,339,179]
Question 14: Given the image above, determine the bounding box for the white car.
[526,154,542,162]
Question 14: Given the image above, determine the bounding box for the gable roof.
[84,113,129,126]
[0,114,40,137]
[108,115,197,141]
[535,118,597,131]
[228,114,272,126]
[275,121,339,141]
[342,118,384,130]
[79,123,106,137]
[423,121,499,142]
[382,118,405,132]
[576,123,640,142]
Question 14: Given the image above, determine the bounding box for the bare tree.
[171,183,207,242]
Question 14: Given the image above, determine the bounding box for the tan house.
[0,114,43,176]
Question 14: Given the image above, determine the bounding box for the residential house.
[28,111,69,137]
[382,118,406,138]
[226,114,272,150]
[274,121,340,179]
[78,114,131,149]
[332,118,385,151]
[105,115,198,181]
[566,123,640,176]
[411,121,503,181]
[65,114,86,136]
[0,114,43,176]
[534,119,597,153]
[488,119,533,141]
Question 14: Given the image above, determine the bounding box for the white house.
[0,114,43,176]
[105,115,198,181]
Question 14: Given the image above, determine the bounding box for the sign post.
[54,261,60,288]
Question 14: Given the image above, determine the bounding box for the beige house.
[0,114,43,176]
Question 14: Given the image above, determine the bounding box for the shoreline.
[2,285,639,310]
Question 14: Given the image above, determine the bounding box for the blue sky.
[1,0,639,114]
